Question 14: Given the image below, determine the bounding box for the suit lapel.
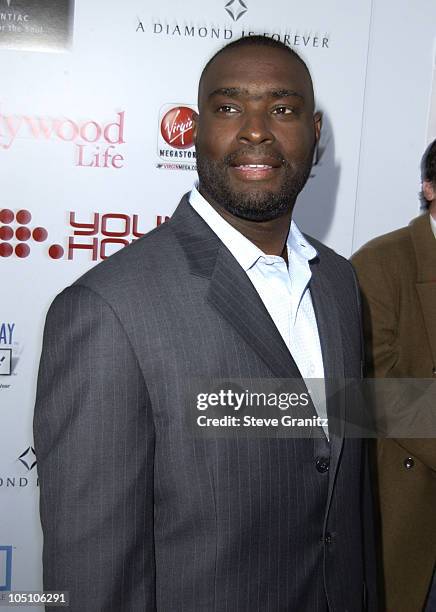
[170,194,302,379]
[207,244,302,379]
[410,214,436,370]
[416,284,436,368]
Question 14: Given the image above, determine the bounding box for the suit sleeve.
[351,250,436,471]
[34,284,156,612]
[350,249,399,378]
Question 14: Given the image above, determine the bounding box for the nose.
[237,110,274,145]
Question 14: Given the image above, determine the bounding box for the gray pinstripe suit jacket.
[34,195,377,611]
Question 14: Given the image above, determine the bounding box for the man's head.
[421,139,436,211]
[193,36,321,222]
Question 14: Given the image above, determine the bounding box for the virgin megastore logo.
[0,107,127,169]
[157,104,197,171]
[0,0,74,53]
[0,207,170,262]
[136,0,330,50]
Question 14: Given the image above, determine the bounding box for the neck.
[430,201,436,221]
[200,188,293,259]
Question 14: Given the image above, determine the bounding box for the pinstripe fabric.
[190,185,328,436]
[34,194,376,611]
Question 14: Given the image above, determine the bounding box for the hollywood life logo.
[0,207,170,262]
[137,0,330,49]
[0,108,126,169]
[0,546,12,592]
[0,0,74,54]
[0,447,38,489]
[157,104,197,171]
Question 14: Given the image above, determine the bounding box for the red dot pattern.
[0,209,14,224]
[16,227,31,241]
[0,208,14,223]
[0,209,50,258]
[15,243,30,258]
[16,210,31,224]
[33,227,48,242]
[49,244,64,259]
[0,226,13,240]
[0,243,13,257]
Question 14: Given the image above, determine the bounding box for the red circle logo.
[160,106,195,149]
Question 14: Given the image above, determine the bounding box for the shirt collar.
[189,184,318,270]
[286,216,318,263]
[430,211,436,240]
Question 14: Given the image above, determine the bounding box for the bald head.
[198,36,314,110]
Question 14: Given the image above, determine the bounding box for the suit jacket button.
[404,457,414,469]
[316,457,330,473]
[324,533,332,545]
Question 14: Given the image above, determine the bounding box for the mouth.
[229,157,282,181]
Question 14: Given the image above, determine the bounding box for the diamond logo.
[18,447,37,471]
[225,0,248,22]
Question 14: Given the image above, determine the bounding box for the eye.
[271,106,294,115]
[216,105,239,114]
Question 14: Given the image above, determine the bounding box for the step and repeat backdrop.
[1,0,435,608]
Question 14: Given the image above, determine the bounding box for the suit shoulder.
[71,220,176,293]
[351,225,412,266]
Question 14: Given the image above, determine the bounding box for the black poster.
[0,0,74,52]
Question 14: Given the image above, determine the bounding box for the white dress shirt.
[430,211,436,239]
[189,185,328,437]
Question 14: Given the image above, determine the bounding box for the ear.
[422,180,436,204]
[192,110,199,144]
[313,111,322,144]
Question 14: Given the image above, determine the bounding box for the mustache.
[223,147,288,167]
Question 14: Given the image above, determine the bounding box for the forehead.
[199,46,313,101]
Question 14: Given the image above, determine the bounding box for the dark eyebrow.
[208,87,247,99]
[208,87,304,101]
[270,89,304,100]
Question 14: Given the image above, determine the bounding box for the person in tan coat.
[351,139,436,611]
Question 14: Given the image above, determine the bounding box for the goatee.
[195,145,315,222]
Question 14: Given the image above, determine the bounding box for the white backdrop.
[1,0,435,608]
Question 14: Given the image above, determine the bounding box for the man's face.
[193,45,321,221]
[423,180,436,205]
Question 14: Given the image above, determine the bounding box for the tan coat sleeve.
[351,247,436,472]
[350,247,399,378]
